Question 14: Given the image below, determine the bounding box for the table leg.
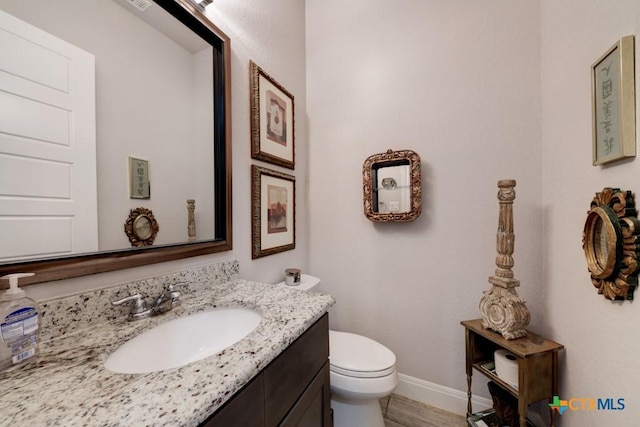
[466,373,472,417]
[518,398,527,427]
[550,351,559,427]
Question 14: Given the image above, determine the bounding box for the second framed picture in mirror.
[362,149,422,222]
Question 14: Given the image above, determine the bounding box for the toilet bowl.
[329,330,398,427]
[274,274,398,427]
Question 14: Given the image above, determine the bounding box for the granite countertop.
[0,280,335,426]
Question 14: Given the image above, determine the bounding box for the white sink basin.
[105,307,262,374]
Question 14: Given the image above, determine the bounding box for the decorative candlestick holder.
[479,180,530,339]
[187,199,196,241]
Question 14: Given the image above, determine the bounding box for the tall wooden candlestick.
[187,199,196,242]
[479,180,530,339]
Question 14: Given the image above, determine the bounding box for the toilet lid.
[329,330,396,378]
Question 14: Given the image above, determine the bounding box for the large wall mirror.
[0,0,231,286]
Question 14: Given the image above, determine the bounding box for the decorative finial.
[479,180,530,339]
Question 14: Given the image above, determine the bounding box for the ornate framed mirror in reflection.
[0,0,231,286]
[362,149,422,223]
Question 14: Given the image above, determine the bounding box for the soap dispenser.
[0,273,39,372]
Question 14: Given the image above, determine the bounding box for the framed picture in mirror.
[591,35,636,165]
[250,61,295,169]
[251,165,295,258]
[363,149,422,222]
[129,157,150,199]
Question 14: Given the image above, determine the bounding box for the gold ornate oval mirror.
[125,208,160,247]
[582,187,640,300]
[363,149,422,222]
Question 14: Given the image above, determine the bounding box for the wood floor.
[381,394,468,427]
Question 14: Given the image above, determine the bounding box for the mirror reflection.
[374,163,411,214]
[0,0,216,263]
[363,149,422,223]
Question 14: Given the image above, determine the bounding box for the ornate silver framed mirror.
[362,149,422,223]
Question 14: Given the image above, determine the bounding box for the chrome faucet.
[152,283,184,314]
[111,283,188,321]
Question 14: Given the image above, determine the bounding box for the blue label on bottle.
[1,307,38,344]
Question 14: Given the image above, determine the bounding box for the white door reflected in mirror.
[0,0,215,262]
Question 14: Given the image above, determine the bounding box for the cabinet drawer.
[264,314,329,426]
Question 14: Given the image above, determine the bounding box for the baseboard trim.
[393,373,493,416]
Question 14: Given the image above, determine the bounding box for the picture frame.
[591,35,636,165]
[251,165,295,259]
[124,207,159,247]
[250,61,295,169]
[129,157,150,199]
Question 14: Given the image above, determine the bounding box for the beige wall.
[541,0,640,425]
[306,0,542,404]
[308,0,640,424]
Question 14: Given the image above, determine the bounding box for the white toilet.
[275,274,398,427]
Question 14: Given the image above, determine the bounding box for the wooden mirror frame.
[582,187,640,300]
[363,149,422,223]
[0,0,232,287]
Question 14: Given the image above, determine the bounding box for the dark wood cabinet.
[203,374,265,426]
[280,362,331,427]
[202,314,331,427]
[461,319,564,427]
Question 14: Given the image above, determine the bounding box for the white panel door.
[0,9,97,261]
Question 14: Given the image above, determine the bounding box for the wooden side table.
[461,319,564,427]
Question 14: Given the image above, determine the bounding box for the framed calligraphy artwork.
[591,35,636,165]
[129,157,150,199]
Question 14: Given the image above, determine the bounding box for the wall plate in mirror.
[363,149,422,222]
[582,187,640,300]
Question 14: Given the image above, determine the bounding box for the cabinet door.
[264,314,329,426]
[280,363,331,427]
[201,373,265,427]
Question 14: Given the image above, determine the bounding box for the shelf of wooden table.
[461,319,564,427]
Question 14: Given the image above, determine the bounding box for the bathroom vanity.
[204,314,330,426]
[0,276,335,426]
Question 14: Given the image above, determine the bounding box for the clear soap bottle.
[0,273,39,373]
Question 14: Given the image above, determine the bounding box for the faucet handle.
[165,282,189,292]
[112,294,146,314]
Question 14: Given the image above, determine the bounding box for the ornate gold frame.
[251,165,296,259]
[582,187,640,300]
[250,61,295,169]
[363,149,422,222]
[124,207,159,247]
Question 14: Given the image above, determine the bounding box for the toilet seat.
[330,330,396,378]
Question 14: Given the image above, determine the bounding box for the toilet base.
[331,395,385,427]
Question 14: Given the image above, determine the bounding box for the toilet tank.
[275,274,321,292]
